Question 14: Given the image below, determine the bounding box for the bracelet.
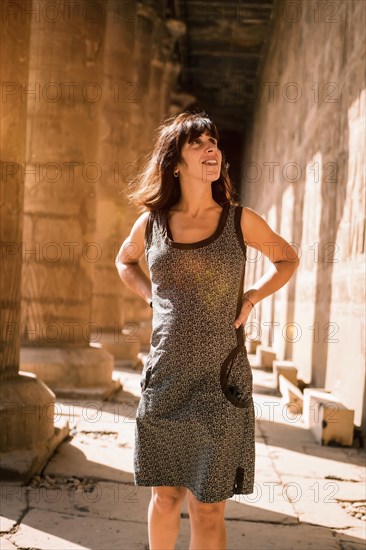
[242,297,255,309]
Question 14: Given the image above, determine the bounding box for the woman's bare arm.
[233,206,300,328]
[241,206,300,306]
[115,212,153,305]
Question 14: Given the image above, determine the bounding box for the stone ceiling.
[172,0,276,133]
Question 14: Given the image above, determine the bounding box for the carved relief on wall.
[337,89,366,260]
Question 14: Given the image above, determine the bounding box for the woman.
[115,109,300,550]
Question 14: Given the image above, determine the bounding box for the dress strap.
[234,205,246,347]
[144,210,155,249]
[234,205,246,256]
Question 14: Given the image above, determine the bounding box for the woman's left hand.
[232,298,256,329]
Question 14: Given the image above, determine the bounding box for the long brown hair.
[126,109,241,213]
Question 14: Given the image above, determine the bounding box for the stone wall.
[241,0,365,433]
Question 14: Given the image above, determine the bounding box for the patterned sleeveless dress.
[133,202,256,503]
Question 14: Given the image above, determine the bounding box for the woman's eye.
[191,138,217,145]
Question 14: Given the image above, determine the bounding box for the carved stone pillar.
[147,56,165,132]
[162,18,187,118]
[146,17,186,132]
[19,0,117,398]
[129,2,159,156]
[160,60,181,118]
[0,0,68,481]
[90,0,142,360]
[169,91,197,115]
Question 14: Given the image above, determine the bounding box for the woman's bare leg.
[148,486,187,550]
[187,489,227,550]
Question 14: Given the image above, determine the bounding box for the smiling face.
[176,131,223,184]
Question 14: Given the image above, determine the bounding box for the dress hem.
[133,478,254,503]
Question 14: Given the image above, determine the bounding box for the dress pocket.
[140,365,153,392]
[220,345,253,408]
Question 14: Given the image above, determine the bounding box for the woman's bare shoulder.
[116,211,152,264]
[240,206,300,263]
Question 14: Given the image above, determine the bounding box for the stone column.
[90,0,143,360]
[19,0,117,398]
[129,2,159,156]
[146,56,165,133]
[146,18,186,132]
[0,0,68,481]
[169,91,197,115]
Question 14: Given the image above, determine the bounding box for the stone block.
[246,337,261,354]
[273,360,298,388]
[33,217,82,246]
[51,379,122,400]
[0,372,70,482]
[303,389,355,446]
[93,265,123,296]
[279,374,303,415]
[135,320,153,348]
[90,331,141,361]
[20,346,114,389]
[256,345,277,368]
[91,294,124,329]
[21,264,92,302]
[0,372,55,452]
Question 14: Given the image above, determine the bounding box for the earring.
[174,169,179,177]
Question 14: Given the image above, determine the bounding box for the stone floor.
[1,356,365,550]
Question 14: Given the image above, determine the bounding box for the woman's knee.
[187,492,226,525]
[151,486,187,514]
